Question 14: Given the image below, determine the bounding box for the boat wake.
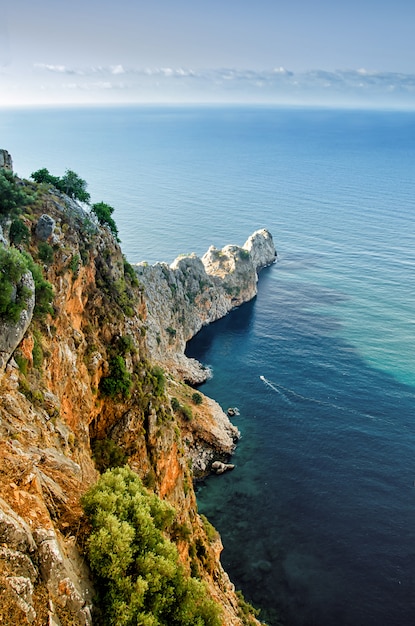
[259,375,293,404]
[260,375,377,420]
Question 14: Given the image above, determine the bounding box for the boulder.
[36,214,56,241]
[211,460,235,475]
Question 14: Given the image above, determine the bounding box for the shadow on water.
[188,267,415,626]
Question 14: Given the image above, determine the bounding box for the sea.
[1,105,414,626]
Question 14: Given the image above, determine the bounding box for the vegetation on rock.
[81,466,222,626]
[0,247,32,322]
[91,201,119,240]
[99,355,132,399]
[31,167,91,203]
[0,168,34,215]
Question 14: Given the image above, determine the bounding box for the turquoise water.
[1,106,415,624]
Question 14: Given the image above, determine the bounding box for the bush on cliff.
[0,168,34,216]
[91,201,119,240]
[9,218,30,245]
[99,355,132,399]
[0,247,32,322]
[81,466,222,626]
[22,252,54,319]
[31,167,90,203]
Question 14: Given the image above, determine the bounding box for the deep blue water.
[1,105,415,625]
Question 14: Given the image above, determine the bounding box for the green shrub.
[68,253,80,275]
[192,392,203,405]
[81,466,222,626]
[0,169,34,216]
[32,331,43,369]
[14,354,28,376]
[171,397,180,412]
[22,252,54,319]
[117,335,136,356]
[113,278,135,316]
[123,256,139,287]
[0,247,32,322]
[235,590,261,625]
[38,241,54,264]
[92,438,128,473]
[181,404,193,422]
[151,365,165,398]
[100,355,132,399]
[30,167,60,187]
[91,201,119,239]
[166,326,176,343]
[200,515,218,543]
[239,248,250,260]
[9,218,30,245]
[59,169,90,203]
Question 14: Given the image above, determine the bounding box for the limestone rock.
[6,575,36,622]
[0,497,36,553]
[34,528,92,625]
[243,227,277,271]
[211,460,235,474]
[0,547,38,582]
[136,229,276,383]
[36,214,56,241]
[0,271,36,370]
[0,149,13,171]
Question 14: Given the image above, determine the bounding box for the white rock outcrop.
[135,229,276,382]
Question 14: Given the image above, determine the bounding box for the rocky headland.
[0,152,275,625]
[135,228,276,383]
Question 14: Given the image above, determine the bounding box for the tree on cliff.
[59,169,90,203]
[30,167,60,188]
[91,201,119,239]
[31,167,90,203]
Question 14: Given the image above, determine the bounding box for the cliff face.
[136,229,276,382]
[0,160,271,626]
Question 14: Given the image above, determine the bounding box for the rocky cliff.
[135,229,276,383]
[0,157,271,625]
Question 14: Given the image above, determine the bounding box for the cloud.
[24,63,415,106]
[34,63,82,75]
[110,65,125,75]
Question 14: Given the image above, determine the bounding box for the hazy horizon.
[1,0,415,109]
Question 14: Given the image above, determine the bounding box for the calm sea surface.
[1,105,415,625]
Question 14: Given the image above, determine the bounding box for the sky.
[1,0,415,108]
